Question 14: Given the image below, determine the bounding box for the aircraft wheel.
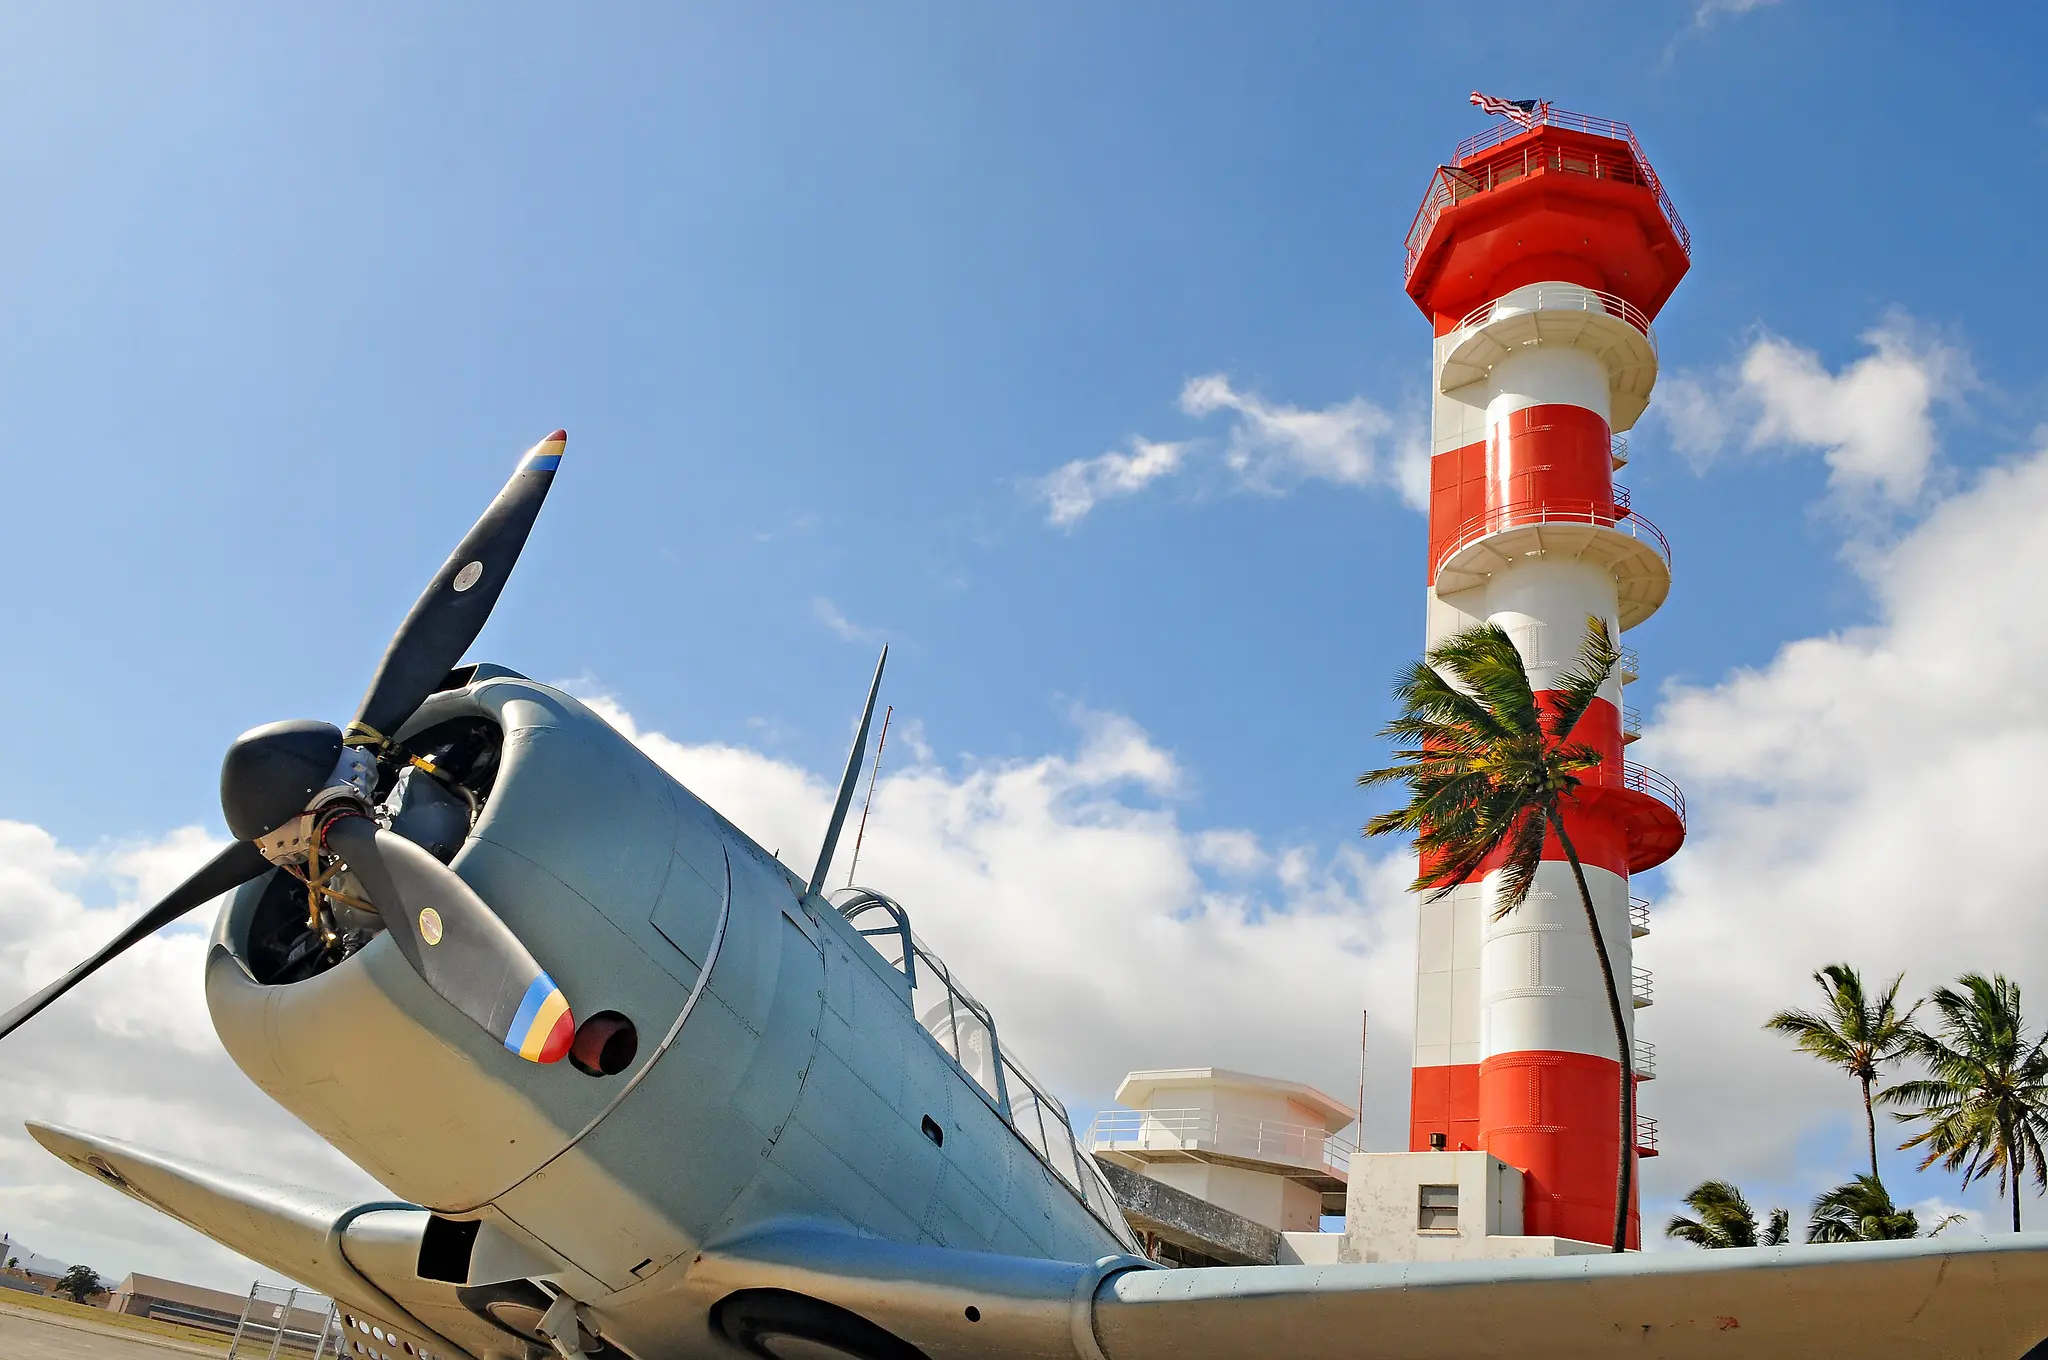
[710,1290,927,1360]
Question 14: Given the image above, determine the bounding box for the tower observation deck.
[1402,103,1689,1250]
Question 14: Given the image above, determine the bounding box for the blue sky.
[1,1,2037,849]
[5,0,2048,1279]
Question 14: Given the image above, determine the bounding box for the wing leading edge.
[1090,1239,2048,1360]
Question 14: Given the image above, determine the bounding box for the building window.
[1418,1183,1460,1232]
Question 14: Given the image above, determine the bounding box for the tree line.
[1669,965,2048,1247]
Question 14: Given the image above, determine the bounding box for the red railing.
[1403,108,1690,282]
[1432,496,1670,583]
[1617,761,1686,826]
[1455,284,1655,348]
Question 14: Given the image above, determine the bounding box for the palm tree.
[1765,964,1918,1182]
[1666,1180,1791,1248]
[1879,972,2048,1232]
[1806,1174,1921,1242]
[1360,615,1633,1252]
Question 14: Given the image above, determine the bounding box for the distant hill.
[0,1233,88,1278]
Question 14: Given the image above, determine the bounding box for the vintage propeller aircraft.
[8,432,2048,1359]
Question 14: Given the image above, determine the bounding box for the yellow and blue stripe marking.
[519,430,566,474]
[506,973,573,1063]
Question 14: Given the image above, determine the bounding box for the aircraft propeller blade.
[321,816,575,1063]
[345,430,567,753]
[0,840,269,1042]
[0,432,573,1053]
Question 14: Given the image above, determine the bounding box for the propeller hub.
[220,720,347,841]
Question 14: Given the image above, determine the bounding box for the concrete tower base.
[1338,1151,1617,1263]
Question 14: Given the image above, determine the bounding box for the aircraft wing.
[1089,1240,2048,1360]
[695,1223,2048,1360]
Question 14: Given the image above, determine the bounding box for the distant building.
[107,1274,328,1339]
[1086,1066,1359,1265]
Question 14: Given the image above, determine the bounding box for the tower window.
[1418,1183,1460,1232]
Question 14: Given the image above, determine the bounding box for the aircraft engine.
[0,431,584,1066]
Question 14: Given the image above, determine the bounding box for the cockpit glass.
[834,889,1140,1252]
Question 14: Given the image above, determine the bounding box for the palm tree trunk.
[1551,814,1634,1254]
[2013,1120,2023,1233]
[1861,1073,1880,1183]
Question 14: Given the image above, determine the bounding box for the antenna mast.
[807,647,887,899]
[845,705,893,888]
[1356,1009,1369,1141]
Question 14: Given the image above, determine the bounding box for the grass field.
[0,1294,227,1352]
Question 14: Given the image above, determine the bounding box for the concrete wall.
[1341,1150,1615,1262]
[1144,1163,1324,1233]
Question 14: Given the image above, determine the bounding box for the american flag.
[1469,91,1549,129]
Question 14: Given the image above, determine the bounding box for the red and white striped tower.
[1401,106,1691,1248]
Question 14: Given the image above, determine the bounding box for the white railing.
[1629,896,1650,936]
[1617,646,1640,681]
[1432,497,1671,583]
[1084,1108,1359,1178]
[1634,1039,1657,1079]
[1621,704,1643,741]
[1632,965,1654,1007]
[1455,283,1655,350]
[1610,433,1630,468]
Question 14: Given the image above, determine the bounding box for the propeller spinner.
[0,431,575,1064]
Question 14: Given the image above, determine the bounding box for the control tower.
[1401,102,1690,1248]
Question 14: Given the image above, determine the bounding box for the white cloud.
[1036,375,1424,526]
[1634,426,2048,1229]
[1038,437,1188,527]
[1693,0,1782,26]
[1660,315,1969,511]
[1180,374,1429,510]
[811,596,883,644]
[0,823,380,1291]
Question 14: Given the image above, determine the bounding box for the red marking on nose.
[537,1008,576,1064]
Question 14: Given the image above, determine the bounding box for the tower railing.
[1610,434,1630,468]
[1629,896,1651,936]
[1633,1038,1657,1079]
[1454,284,1656,348]
[1432,496,1671,583]
[1631,965,1654,1007]
[1636,1112,1661,1155]
[1621,704,1643,741]
[1406,124,1689,282]
[1615,761,1686,826]
[1617,646,1641,681]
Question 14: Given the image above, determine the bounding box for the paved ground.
[0,1303,222,1360]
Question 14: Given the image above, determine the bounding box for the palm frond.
[1426,624,1541,737]
[1545,615,1621,744]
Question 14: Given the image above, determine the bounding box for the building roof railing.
[1084,1107,1360,1180]
[1405,108,1690,283]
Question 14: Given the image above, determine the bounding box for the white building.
[1085,1067,1356,1236]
